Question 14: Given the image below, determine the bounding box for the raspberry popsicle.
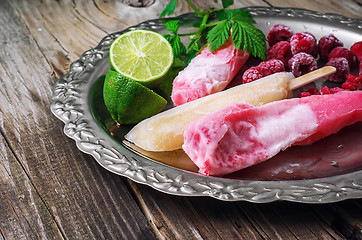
[125,67,335,152]
[171,39,249,106]
[183,91,362,176]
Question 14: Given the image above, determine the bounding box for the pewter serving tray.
[51,7,362,203]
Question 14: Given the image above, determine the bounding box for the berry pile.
[318,34,343,60]
[342,74,362,90]
[242,23,362,96]
[299,86,347,98]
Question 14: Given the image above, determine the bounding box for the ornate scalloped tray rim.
[51,6,362,203]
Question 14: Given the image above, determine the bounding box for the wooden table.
[1,0,361,239]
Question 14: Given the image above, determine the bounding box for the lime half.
[110,29,174,88]
[103,70,167,125]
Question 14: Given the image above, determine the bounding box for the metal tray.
[51,7,362,203]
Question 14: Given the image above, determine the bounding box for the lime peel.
[103,70,167,125]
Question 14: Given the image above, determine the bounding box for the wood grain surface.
[1,0,361,239]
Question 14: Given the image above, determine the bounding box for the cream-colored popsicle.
[125,67,336,152]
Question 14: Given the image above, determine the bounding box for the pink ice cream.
[182,91,362,176]
[171,40,249,106]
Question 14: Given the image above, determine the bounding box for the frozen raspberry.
[306,86,348,95]
[325,57,350,82]
[328,47,355,67]
[320,86,331,95]
[290,32,318,57]
[242,59,285,84]
[342,81,356,90]
[258,59,285,75]
[267,41,292,66]
[350,41,362,62]
[330,87,348,94]
[318,34,343,61]
[342,74,362,90]
[267,24,293,46]
[300,92,311,98]
[299,87,321,97]
[307,87,320,95]
[242,67,263,84]
[288,52,318,77]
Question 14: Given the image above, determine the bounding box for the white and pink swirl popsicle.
[171,39,249,106]
[183,91,362,176]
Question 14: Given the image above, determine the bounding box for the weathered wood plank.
[134,183,356,240]
[132,183,265,240]
[257,203,341,240]
[0,0,157,239]
[326,200,362,239]
[0,135,63,240]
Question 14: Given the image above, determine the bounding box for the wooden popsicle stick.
[287,66,336,91]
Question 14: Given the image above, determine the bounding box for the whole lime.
[103,70,167,124]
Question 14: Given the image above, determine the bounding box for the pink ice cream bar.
[171,40,249,106]
[183,91,362,176]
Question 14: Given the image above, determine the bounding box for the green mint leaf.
[222,0,234,9]
[165,20,180,35]
[163,34,172,42]
[160,0,178,17]
[216,9,229,20]
[164,19,186,58]
[229,9,255,24]
[187,49,198,63]
[232,20,266,59]
[206,20,231,53]
[163,33,186,58]
[187,35,201,50]
[171,35,186,57]
[187,40,197,52]
[186,37,201,63]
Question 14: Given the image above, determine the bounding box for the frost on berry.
[267,24,293,46]
[267,41,292,66]
[288,52,318,77]
[326,57,350,82]
[328,46,355,67]
[258,59,285,76]
[242,67,263,84]
[242,59,285,84]
[318,34,343,61]
[290,32,318,57]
